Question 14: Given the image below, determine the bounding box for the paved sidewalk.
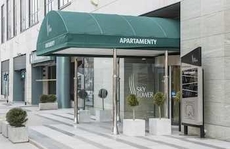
[1,101,230,149]
[0,134,38,149]
[31,109,230,149]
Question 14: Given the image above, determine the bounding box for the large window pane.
[124,58,155,119]
[20,0,28,32]
[6,0,12,39]
[29,0,38,26]
[48,66,56,94]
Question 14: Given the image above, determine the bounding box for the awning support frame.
[164,50,169,118]
[74,58,79,124]
[112,49,119,135]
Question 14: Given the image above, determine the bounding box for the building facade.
[0,0,229,141]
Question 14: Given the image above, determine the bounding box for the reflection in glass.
[182,68,198,98]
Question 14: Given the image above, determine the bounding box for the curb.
[29,139,47,149]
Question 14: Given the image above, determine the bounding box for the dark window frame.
[13,0,17,36]
[1,4,5,43]
[58,0,71,10]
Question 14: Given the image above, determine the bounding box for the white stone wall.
[181,0,230,141]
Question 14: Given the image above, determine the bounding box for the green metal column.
[57,57,71,108]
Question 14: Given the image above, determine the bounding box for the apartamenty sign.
[119,38,157,45]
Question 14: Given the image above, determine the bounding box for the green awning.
[37,11,180,56]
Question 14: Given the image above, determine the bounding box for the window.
[29,0,38,26]
[1,4,5,43]
[45,0,55,15]
[58,0,71,9]
[20,0,28,32]
[48,66,56,94]
[13,0,17,36]
[6,0,12,40]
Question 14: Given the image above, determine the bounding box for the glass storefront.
[48,66,56,94]
[78,58,94,108]
[75,56,180,124]
[124,58,156,120]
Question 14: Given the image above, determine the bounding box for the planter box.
[95,110,112,122]
[149,118,171,135]
[79,110,91,123]
[39,102,58,110]
[123,119,145,136]
[0,119,3,134]
[8,125,28,143]
[2,121,8,137]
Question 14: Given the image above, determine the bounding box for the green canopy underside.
[37,11,180,56]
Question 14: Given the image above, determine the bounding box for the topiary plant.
[153,92,165,119]
[48,94,57,102]
[6,108,28,127]
[40,94,49,103]
[174,91,181,103]
[127,94,139,120]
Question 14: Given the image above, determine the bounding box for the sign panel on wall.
[181,47,203,126]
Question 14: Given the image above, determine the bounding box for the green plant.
[40,94,49,103]
[48,94,57,102]
[40,94,57,103]
[153,92,165,119]
[174,91,181,103]
[6,108,28,127]
[127,94,139,120]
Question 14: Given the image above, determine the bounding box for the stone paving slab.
[0,135,38,149]
[1,102,230,149]
[31,111,230,149]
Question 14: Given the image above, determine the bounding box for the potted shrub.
[123,94,145,136]
[174,91,181,103]
[149,92,171,135]
[39,94,58,110]
[95,89,111,122]
[6,108,28,143]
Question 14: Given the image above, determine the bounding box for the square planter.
[149,118,171,135]
[123,119,145,136]
[79,110,91,123]
[8,125,28,143]
[95,109,112,122]
[39,102,58,110]
[0,119,3,134]
[2,121,8,137]
[2,121,9,138]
